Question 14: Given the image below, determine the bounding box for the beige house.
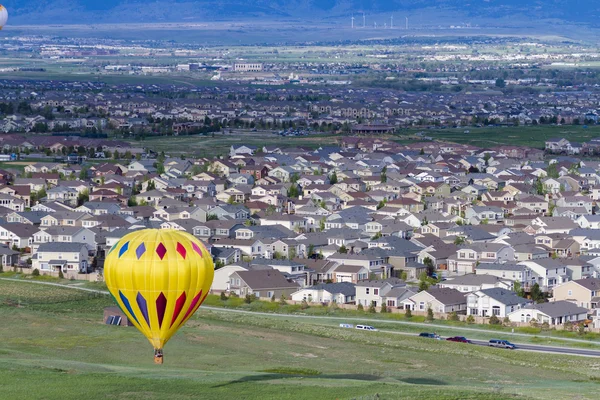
[552,278,600,311]
[403,287,467,314]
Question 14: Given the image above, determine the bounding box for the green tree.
[329,171,338,185]
[489,314,501,325]
[423,257,434,276]
[426,307,434,321]
[466,315,475,324]
[495,78,506,88]
[380,166,387,183]
[288,184,300,198]
[380,303,388,313]
[279,294,288,305]
[127,197,138,207]
[453,236,466,245]
[220,292,228,301]
[368,301,377,313]
[79,168,88,180]
[357,303,364,311]
[405,307,412,318]
[339,244,348,254]
[546,163,559,179]
[530,283,545,303]
[513,281,525,297]
[77,189,89,206]
[448,311,459,321]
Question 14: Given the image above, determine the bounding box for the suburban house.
[290,282,356,304]
[439,274,513,293]
[404,287,467,314]
[355,278,406,307]
[552,278,600,310]
[228,269,300,299]
[506,301,589,326]
[32,242,89,274]
[466,288,531,317]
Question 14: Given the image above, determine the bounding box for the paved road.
[2,278,600,357]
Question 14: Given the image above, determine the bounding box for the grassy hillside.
[2,278,600,399]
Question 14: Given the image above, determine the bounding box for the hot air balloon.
[104,229,214,364]
[0,5,7,30]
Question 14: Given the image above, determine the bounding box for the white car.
[339,323,354,329]
[355,325,378,331]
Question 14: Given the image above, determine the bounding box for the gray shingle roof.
[37,242,86,252]
[519,300,589,318]
[477,288,528,306]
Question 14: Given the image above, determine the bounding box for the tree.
[357,303,364,311]
[453,236,466,245]
[127,197,138,207]
[426,307,434,321]
[288,184,300,198]
[418,279,429,292]
[495,78,506,88]
[329,171,338,185]
[380,166,387,183]
[530,283,544,303]
[220,292,228,301]
[380,304,388,313]
[371,231,382,240]
[489,314,501,325]
[513,281,525,297]
[31,268,40,277]
[405,307,412,318]
[77,189,89,206]
[227,196,235,205]
[79,168,88,180]
[400,270,408,281]
[279,294,287,305]
[448,311,460,321]
[339,244,348,254]
[368,301,377,313]
[466,315,475,324]
[546,163,559,179]
[423,257,434,276]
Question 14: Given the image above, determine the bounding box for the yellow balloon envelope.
[104,229,214,363]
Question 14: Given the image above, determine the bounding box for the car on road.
[488,339,516,349]
[355,325,378,331]
[419,332,441,340]
[339,323,354,329]
[446,336,472,343]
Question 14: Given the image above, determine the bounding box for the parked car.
[446,336,471,343]
[488,339,516,349]
[419,332,441,340]
[339,323,354,329]
[355,325,378,331]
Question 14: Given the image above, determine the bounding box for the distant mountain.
[3,0,600,25]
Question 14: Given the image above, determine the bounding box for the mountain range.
[2,0,599,25]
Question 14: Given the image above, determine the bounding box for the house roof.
[425,287,466,305]
[519,300,589,318]
[235,269,299,290]
[37,242,86,252]
[302,282,356,296]
[355,278,405,288]
[476,288,528,306]
[572,278,600,291]
[442,274,508,286]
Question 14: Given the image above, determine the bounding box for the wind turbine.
[351,15,355,29]
[405,16,409,30]
[363,12,366,28]
[390,15,394,29]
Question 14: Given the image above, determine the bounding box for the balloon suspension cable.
[154,348,164,365]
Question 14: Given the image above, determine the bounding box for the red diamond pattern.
[156,243,167,260]
[176,242,186,259]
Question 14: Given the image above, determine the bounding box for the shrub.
[466,315,475,324]
[279,294,287,305]
[58,271,64,279]
[0,264,3,273]
[563,321,573,331]
[220,292,228,301]
[271,294,276,302]
[405,308,412,318]
[380,304,388,313]
[32,268,40,277]
[578,323,586,336]
[448,311,459,321]
[244,294,255,304]
[503,317,510,326]
[489,314,501,325]
[357,303,364,311]
[529,318,539,328]
[300,299,309,310]
[368,301,377,313]
[541,321,550,331]
[426,307,434,321]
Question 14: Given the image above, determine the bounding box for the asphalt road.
[469,339,600,357]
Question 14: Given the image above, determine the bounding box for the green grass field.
[2,279,600,399]
[402,125,600,149]
[131,132,341,157]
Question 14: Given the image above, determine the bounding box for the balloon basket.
[154,349,163,365]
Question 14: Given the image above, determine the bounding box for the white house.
[466,288,531,318]
[290,282,356,304]
[32,242,89,274]
[506,300,589,326]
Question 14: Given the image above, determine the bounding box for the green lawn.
[400,125,600,149]
[2,278,600,399]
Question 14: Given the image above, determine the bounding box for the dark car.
[446,336,471,343]
[419,332,441,340]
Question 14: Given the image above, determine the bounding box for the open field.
[2,278,600,399]
[131,132,341,156]
[403,125,600,149]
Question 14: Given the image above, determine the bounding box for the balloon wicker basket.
[154,349,163,365]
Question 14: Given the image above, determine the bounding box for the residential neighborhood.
[1,133,600,331]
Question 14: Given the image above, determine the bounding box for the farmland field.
[2,279,600,399]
